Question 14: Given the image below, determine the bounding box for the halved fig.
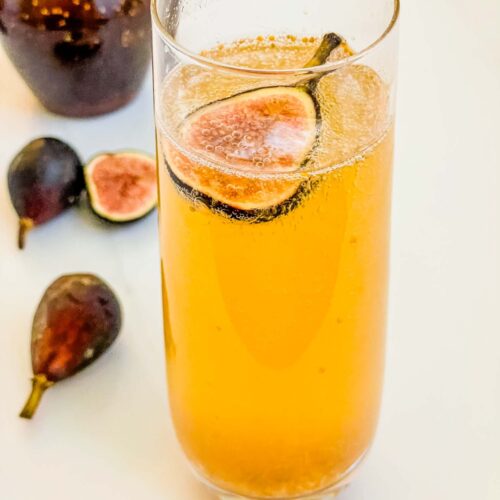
[182,86,319,173]
[165,33,342,222]
[84,152,157,223]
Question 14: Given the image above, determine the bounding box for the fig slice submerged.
[84,152,157,223]
[165,33,342,222]
[20,274,122,419]
[165,144,311,223]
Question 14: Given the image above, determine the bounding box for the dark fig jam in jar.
[0,0,151,117]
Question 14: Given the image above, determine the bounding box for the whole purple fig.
[20,274,121,419]
[7,138,84,249]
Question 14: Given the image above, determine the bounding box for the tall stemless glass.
[152,1,399,498]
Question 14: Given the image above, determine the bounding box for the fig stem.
[18,217,33,250]
[19,374,54,419]
[304,33,343,69]
[296,33,343,92]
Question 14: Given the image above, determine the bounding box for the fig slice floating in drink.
[84,152,157,223]
[165,33,342,222]
[7,138,84,249]
[19,274,122,419]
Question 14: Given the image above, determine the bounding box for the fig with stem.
[20,274,122,419]
[165,33,343,222]
[7,137,84,249]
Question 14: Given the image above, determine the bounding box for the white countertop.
[1,1,500,499]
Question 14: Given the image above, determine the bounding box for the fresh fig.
[84,152,157,223]
[164,145,311,223]
[165,33,342,222]
[19,274,121,419]
[7,137,84,249]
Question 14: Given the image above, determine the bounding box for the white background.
[1,1,499,499]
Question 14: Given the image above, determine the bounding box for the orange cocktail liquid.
[157,36,394,498]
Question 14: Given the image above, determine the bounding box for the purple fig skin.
[20,274,122,419]
[7,137,84,249]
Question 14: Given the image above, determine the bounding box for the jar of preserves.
[0,0,151,116]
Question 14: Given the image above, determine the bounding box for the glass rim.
[151,0,400,76]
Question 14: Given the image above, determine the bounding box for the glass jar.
[0,0,151,116]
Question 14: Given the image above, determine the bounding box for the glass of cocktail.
[152,0,399,498]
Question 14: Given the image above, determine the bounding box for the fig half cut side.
[165,33,342,222]
[84,151,157,223]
